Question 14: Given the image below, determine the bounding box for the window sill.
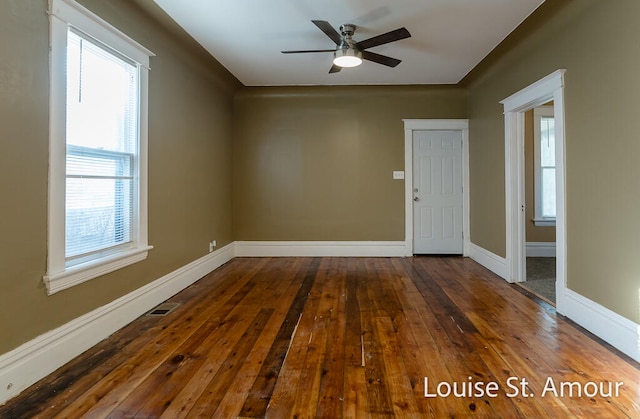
[43,245,153,295]
[533,218,556,227]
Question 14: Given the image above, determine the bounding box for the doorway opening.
[500,69,566,313]
[522,104,557,303]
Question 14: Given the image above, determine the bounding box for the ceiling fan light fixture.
[333,48,362,67]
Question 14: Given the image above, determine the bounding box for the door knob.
[413,196,420,202]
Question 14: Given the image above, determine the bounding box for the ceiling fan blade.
[356,27,411,50]
[361,50,401,67]
[312,20,342,45]
[281,49,336,54]
[329,64,342,74]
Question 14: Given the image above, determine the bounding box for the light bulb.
[333,49,362,68]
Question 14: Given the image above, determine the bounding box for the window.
[45,0,154,294]
[533,106,556,226]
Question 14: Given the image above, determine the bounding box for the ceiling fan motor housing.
[339,23,358,50]
[340,23,356,36]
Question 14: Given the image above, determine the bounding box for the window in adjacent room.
[45,0,154,294]
[533,106,556,226]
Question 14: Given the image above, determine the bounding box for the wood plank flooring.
[2,256,639,418]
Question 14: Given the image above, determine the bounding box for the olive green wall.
[232,86,467,240]
[0,0,239,354]
[4,0,640,363]
[465,0,640,322]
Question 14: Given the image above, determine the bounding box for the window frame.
[533,105,556,227]
[45,0,154,294]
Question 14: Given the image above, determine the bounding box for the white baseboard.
[468,242,640,363]
[468,242,508,280]
[234,241,407,257]
[0,240,402,405]
[562,288,640,363]
[3,239,639,405]
[0,243,235,405]
[526,242,556,257]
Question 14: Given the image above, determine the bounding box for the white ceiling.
[152,0,544,86]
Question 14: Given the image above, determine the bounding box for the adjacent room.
[1,0,639,416]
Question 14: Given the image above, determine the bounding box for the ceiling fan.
[281,20,411,74]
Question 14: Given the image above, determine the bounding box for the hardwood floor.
[2,257,639,418]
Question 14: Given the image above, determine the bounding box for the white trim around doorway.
[500,69,567,313]
[402,119,470,257]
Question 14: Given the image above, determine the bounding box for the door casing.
[403,119,470,257]
[500,69,566,314]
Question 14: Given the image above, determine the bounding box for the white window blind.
[65,29,138,265]
[539,116,556,219]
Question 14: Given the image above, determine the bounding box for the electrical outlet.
[209,240,216,253]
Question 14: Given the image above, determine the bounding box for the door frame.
[403,119,470,257]
[500,69,566,313]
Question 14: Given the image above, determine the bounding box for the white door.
[413,130,463,254]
